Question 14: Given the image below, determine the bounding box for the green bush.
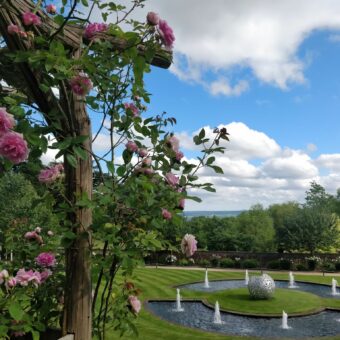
[199,259,210,267]
[220,258,235,268]
[267,260,281,269]
[296,263,308,271]
[307,259,317,271]
[241,259,259,269]
[210,258,220,267]
[178,259,189,266]
[279,259,293,270]
[321,262,336,272]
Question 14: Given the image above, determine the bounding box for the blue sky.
[129,1,340,211]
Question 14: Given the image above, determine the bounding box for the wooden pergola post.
[0,1,171,339]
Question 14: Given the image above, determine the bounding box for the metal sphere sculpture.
[248,274,275,299]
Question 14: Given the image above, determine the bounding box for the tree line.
[175,182,340,254]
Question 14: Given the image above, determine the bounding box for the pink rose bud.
[22,12,41,26]
[142,157,152,166]
[165,172,179,187]
[175,151,184,161]
[124,102,139,117]
[178,198,185,210]
[126,141,138,153]
[7,24,20,35]
[46,4,57,14]
[138,148,148,158]
[128,295,141,314]
[167,135,180,152]
[6,277,17,288]
[162,208,172,220]
[0,131,29,164]
[147,12,160,26]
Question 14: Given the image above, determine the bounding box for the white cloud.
[208,79,249,96]
[140,0,340,93]
[315,154,340,172]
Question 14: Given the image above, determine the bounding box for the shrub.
[198,259,210,267]
[210,258,220,267]
[178,259,189,266]
[241,259,259,269]
[267,260,281,269]
[296,264,308,271]
[335,262,340,271]
[321,262,336,272]
[220,258,235,268]
[279,259,292,270]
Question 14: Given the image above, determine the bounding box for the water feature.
[204,268,210,288]
[288,271,298,288]
[179,279,340,298]
[245,269,249,285]
[173,288,184,312]
[148,301,340,338]
[213,301,223,324]
[281,310,290,329]
[331,278,340,296]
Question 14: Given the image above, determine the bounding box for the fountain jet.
[173,288,184,312]
[204,268,210,288]
[281,310,290,329]
[213,301,223,324]
[331,278,340,296]
[245,269,249,285]
[288,271,298,288]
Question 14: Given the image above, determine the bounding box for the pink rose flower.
[167,135,180,152]
[162,208,172,220]
[128,295,141,314]
[70,73,93,96]
[18,31,28,38]
[47,230,54,236]
[0,131,28,164]
[0,269,9,284]
[40,269,52,282]
[35,252,56,267]
[38,163,63,183]
[147,12,160,26]
[46,4,57,15]
[24,231,43,244]
[0,107,15,136]
[157,19,175,49]
[126,141,138,153]
[7,24,20,35]
[124,102,139,117]
[143,168,154,175]
[175,151,184,161]
[181,234,198,257]
[22,12,41,26]
[6,277,17,288]
[12,331,25,337]
[142,157,152,166]
[83,23,108,39]
[165,172,179,187]
[138,148,148,158]
[15,269,41,287]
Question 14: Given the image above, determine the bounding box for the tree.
[305,181,335,211]
[282,206,339,254]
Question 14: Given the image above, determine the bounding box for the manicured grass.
[205,288,323,316]
[106,268,340,340]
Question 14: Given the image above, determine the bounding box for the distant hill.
[182,210,244,219]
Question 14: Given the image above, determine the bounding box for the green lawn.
[107,268,340,340]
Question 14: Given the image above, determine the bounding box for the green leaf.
[210,165,224,174]
[202,186,216,192]
[198,128,205,139]
[66,153,77,168]
[81,0,89,6]
[9,302,24,320]
[206,156,215,165]
[73,146,87,161]
[106,161,115,175]
[186,195,202,203]
[122,149,132,164]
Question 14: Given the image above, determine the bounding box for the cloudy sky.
[77,1,340,211]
